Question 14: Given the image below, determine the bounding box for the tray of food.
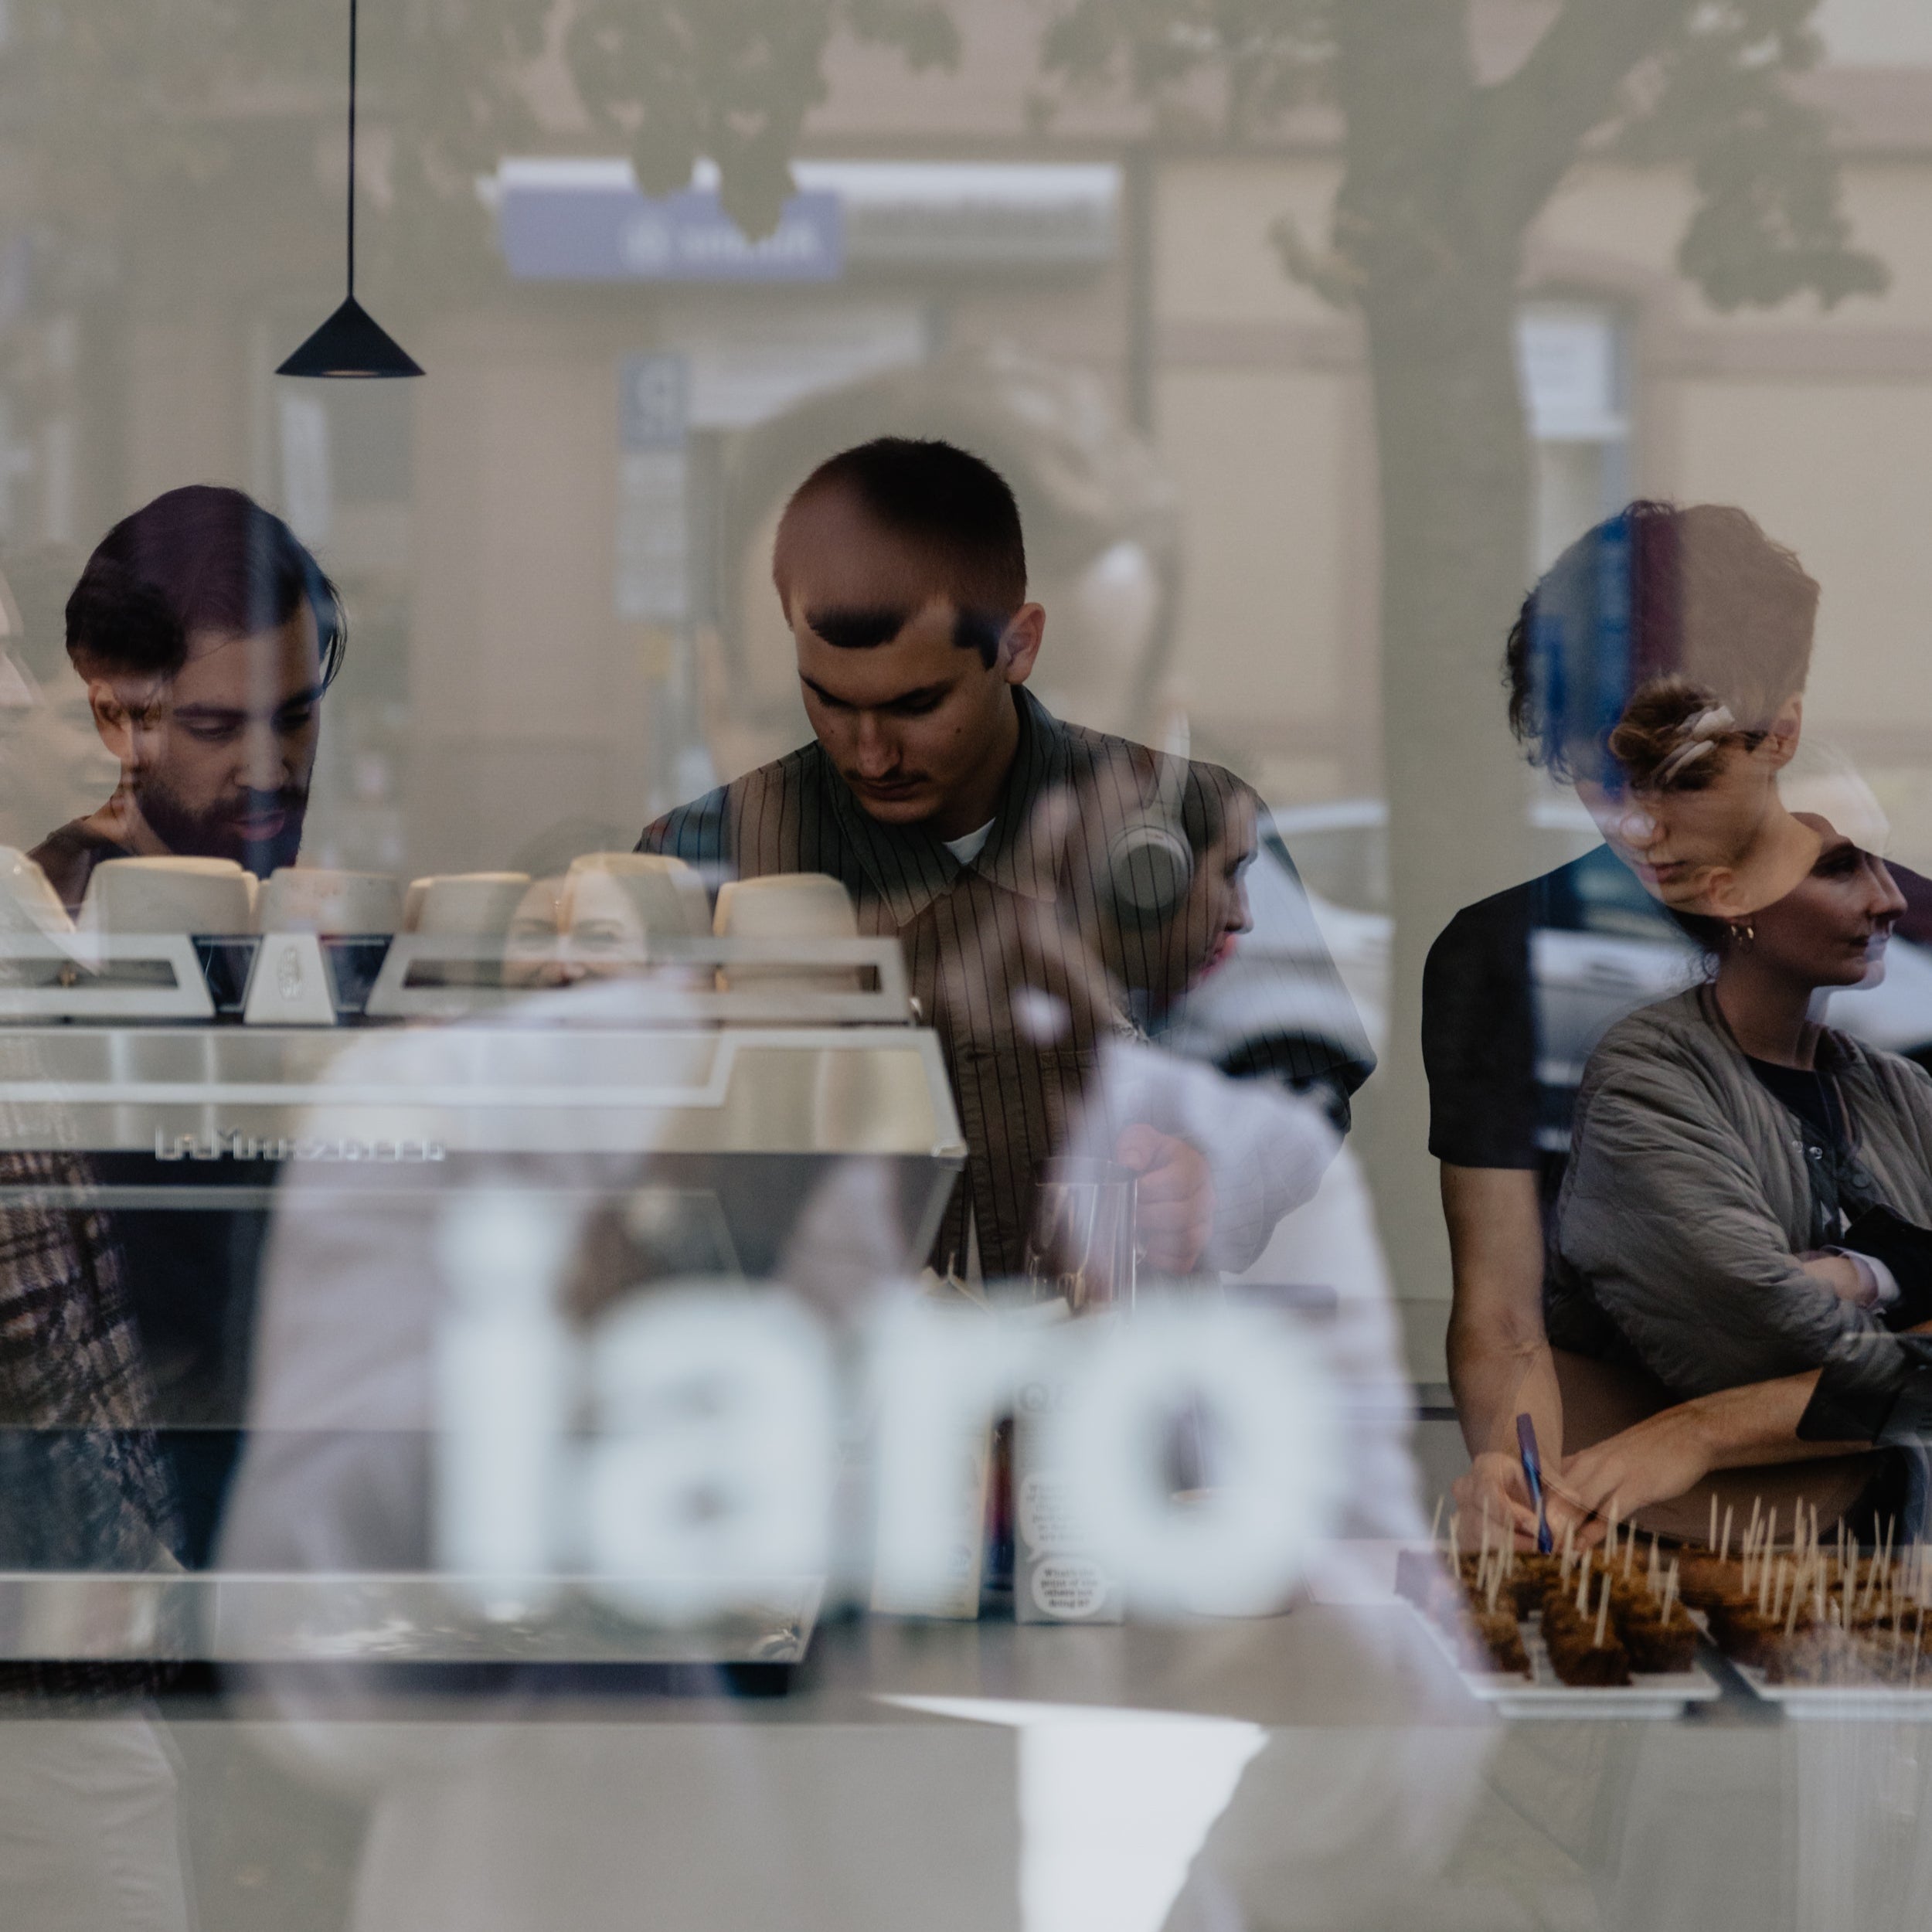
[1673,1502,1932,1719]
[1395,1519,1718,1719]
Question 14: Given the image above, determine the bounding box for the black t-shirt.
[1745,1055,1847,1157]
[1423,846,1692,1359]
[1421,845,1686,1178]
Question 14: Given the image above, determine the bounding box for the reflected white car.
[1169,799,1932,1124]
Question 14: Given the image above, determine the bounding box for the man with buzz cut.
[640,436,1369,1281]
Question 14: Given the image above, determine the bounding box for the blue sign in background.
[501,185,844,284]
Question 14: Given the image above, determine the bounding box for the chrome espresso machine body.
[0,884,965,1665]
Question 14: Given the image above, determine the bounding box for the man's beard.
[132,773,308,878]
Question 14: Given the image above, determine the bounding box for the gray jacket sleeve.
[1556,1045,1877,1399]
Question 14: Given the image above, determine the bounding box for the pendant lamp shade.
[277,0,421,379]
[277,295,423,379]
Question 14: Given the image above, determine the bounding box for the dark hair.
[1603,675,1766,792]
[66,486,345,689]
[1504,500,1816,787]
[777,437,1026,667]
[1667,904,1732,957]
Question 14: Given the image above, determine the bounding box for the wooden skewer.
[1594,1573,1612,1649]
[1662,1560,1679,1628]
[1746,1496,1762,1558]
[1721,1506,1735,1564]
[1577,1548,1592,1616]
[1709,1494,1719,1550]
[1648,1533,1661,1598]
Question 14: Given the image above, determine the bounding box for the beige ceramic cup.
[83,856,255,935]
[711,873,859,992]
[258,868,404,936]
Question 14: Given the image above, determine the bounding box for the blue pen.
[1515,1413,1553,1555]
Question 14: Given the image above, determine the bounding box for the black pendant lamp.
[277,0,423,378]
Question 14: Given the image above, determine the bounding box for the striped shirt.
[640,689,1371,1276]
[0,1148,182,1695]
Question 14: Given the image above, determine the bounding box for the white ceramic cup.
[83,856,255,935]
[257,868,404,936]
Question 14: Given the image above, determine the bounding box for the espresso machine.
[0,859,965,1669]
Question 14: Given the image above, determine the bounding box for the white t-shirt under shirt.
[944,820,995,866]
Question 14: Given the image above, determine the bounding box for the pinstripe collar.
[825,686,1071,925]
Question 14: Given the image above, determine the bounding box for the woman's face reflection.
[503,872,651,989]
[1747,831,1906,992]
[1167,794,1257,998]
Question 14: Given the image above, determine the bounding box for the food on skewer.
[1462,1602,1530,1675]
[1509,1553,1560,1617]
[1675,1552,1744,1610]
[1540,1572,1631,1686]
[1670,1507,1932,1688]
[1400,1503,1719,1689]
[1620,1589,1699,1674]
[1396,1503,1932,1693]
[1396,1539,1533,1676]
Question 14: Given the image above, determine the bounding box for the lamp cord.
[345,0,358,300]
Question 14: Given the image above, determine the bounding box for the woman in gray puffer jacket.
[1549,824,1932,1530]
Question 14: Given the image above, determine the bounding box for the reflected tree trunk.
[1332,1,1533,1322]
[1328,0,1689,1326]
[1354,277,1536,1325]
